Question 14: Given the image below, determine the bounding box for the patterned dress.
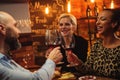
[76,39,120,79]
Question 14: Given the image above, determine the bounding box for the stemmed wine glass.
[61,35,77,67]
[45,29,62,48]
[45,29,64,65]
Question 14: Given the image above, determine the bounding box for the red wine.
[65,48,73,51]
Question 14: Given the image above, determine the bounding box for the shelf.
[78,16,97,20]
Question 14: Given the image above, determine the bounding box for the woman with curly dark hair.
[67,8,120,79]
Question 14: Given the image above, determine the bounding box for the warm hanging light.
[90,0,95,3]
[45,5,49,14]
[110,0,114,9]
[67,0,71,13]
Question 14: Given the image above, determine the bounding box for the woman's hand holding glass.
[61,35,79,67]
[66,51,81,67]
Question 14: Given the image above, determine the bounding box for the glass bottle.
[102,1,106,10]
[94,2,98,16]
[86,5,92,17]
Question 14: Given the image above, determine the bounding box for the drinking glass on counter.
[79,75,96,80]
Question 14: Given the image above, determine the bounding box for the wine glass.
[45,29,62,48]
[61,35,77,67]
[45,29,64,65]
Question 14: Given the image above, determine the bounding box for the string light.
[67,0,71,13]
[110,0,114,9]
[90,0,95,3]
[45,4,49,14]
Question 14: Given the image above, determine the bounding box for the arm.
[0,59,55,80]
[75,42,98,75]
[0,47,63,80]
[67,43,97,75]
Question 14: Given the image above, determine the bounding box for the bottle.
[94,2,98,16]
[86,5,92,17]
[102,1,106,10]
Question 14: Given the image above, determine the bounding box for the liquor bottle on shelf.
[102,1,106,10]
[86,5,92,17]
[94,2,99,16]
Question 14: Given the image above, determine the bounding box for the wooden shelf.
[18,33,34,46]
[78,16,97,20]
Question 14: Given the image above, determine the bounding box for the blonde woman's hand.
[66,51,82,66]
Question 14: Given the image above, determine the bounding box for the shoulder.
[74,35,88,43]
[114,35,120,47]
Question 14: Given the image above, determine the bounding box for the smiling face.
[96,10,113,36]
[58,13,77,37]
[58,17,76,37]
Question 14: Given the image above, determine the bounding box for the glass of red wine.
[45,29,62,48]
[61,35,77,67]
[45,29,64,65]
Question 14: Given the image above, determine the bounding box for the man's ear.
[0,24,6,35]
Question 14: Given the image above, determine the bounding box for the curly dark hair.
[103,8,120,32]
[111,8,120,32]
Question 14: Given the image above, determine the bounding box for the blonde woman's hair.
[58,13,77,27]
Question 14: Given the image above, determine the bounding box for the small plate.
[79,75,96,80]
